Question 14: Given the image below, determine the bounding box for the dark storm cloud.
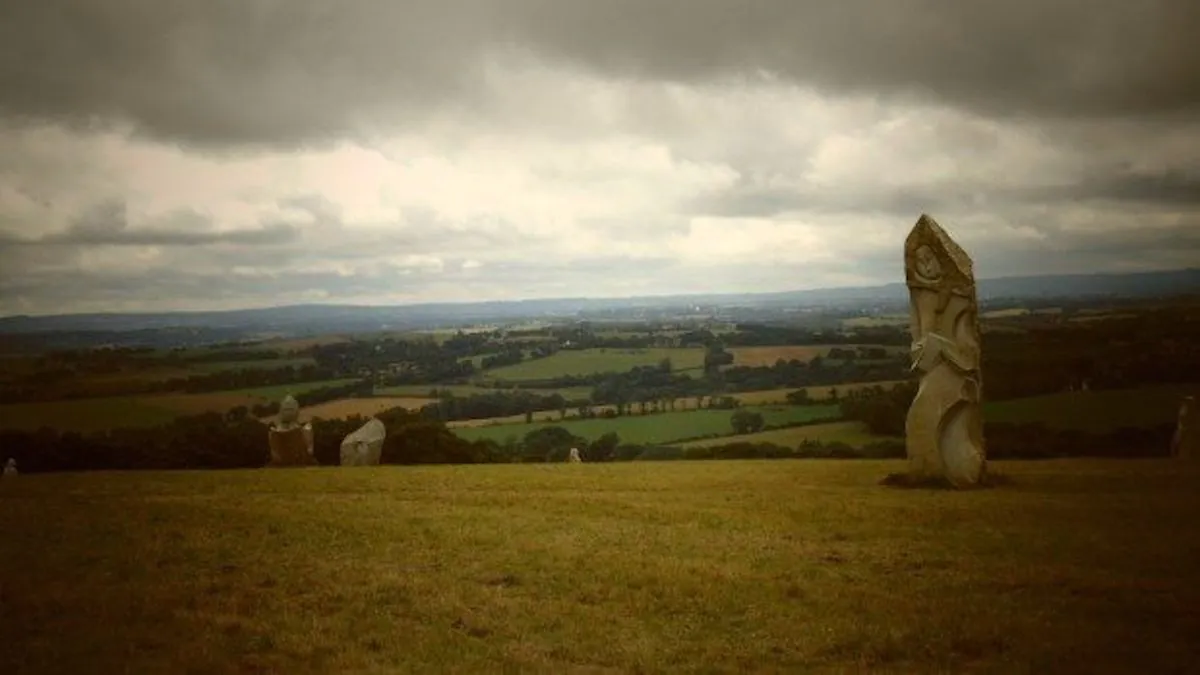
[1034,169,1200,206]
[0,201,301,247]
[686,166,1200,220]
[1,1,1196,147]
[684,183,948,219]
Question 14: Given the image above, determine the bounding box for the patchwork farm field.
[452,405,841,445]
[3,460,1199,673]
[483,348,705,382]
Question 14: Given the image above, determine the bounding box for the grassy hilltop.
[4,459,1200,674]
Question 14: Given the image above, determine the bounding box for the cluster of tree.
[982,309,1200,399]
[418,390,589,423]
[152,364,341,394]
[182,348,292,363]
[312,338,472,384]
[715,356,910,393]
[479,347,524,370]
[837,383,1178,459]
[0,404,499,473]
[837,382,918,436]
[984,422,1175,460]
[704,345,736,374]
[730,409,766,434]
[722,324,910,347]
[0,414,272,472]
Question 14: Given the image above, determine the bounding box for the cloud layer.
[1,1,1197,314]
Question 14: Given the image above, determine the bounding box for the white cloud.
[1,53,1198,315]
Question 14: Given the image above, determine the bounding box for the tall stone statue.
[267,395,316,467]
[904,214,986,487]
[1171,396,1197,459]
[340,418,386,466]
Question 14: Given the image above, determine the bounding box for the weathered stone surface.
[268,425,316,467]
[278,395,301,429]
[3,458,16,477]
[1172,396,1198,459]
[266,394,315,467]
[568,447,582,463]
[341,418,386,466]
[904,214,987,488]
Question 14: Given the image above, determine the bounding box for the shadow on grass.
[879,470,1014,491]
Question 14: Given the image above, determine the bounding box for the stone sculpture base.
[268,425,316,467]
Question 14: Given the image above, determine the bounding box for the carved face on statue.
[913,245,943,283]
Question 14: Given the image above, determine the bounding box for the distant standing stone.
[3,458,16,477]
[1172,396,1198,459]
[568,447,582,463]
[904,214,987,487]
[341,418,386,466]
[267,394,316,467]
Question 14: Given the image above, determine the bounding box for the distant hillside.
[1,267,1196,338]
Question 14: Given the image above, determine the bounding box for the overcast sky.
[1,1,1198,315]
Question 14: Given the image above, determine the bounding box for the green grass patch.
[483,348,705,382]
[983,383,1196,433]
[452,405,840,445]
[3,460,1200,673]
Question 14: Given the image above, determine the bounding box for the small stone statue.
[568,447,582,463]
[904,214,987,487]
[3,458,16,477]
[1171,396,1197,459]
[340,418,386,466]
[267,395,316,467]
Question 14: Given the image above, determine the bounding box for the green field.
[3,461,1200,673]
[983,383,1196,433]
[483,347,705,382]
[452,405,841,445]
[679,420,895,449]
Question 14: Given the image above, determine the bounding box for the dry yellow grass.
[3,460,1200,673]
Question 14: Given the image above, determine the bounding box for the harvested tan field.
[293,397,434,421]
[728,346,827,367]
